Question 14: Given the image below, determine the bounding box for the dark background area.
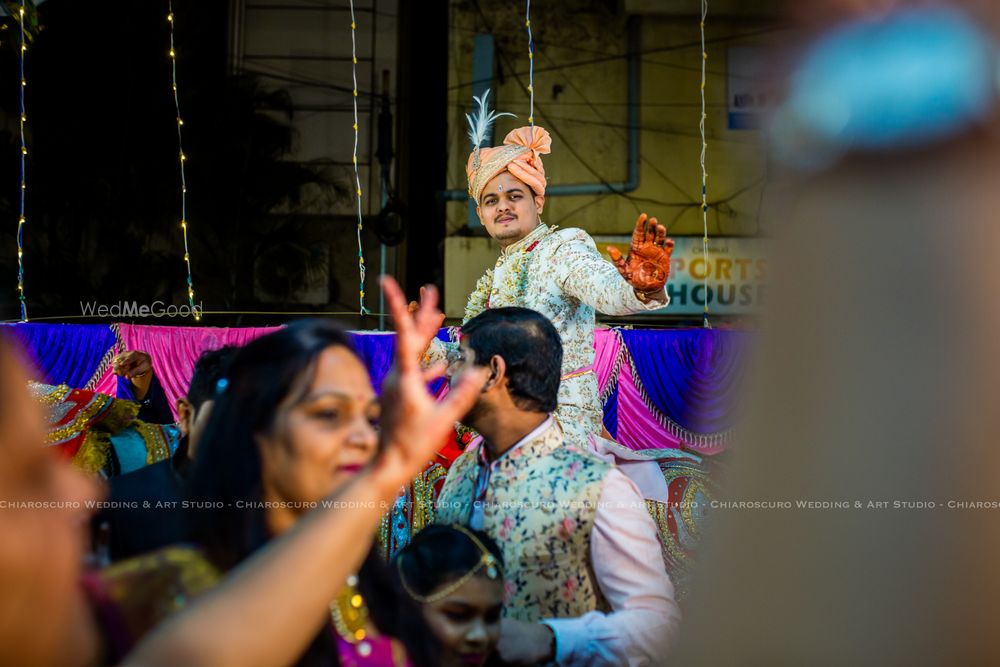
[0,0,448,326]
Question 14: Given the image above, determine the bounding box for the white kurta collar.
[500,222,550,257]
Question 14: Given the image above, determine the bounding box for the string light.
[167,2,198,320]
[349,0,369,315]
[15,0,28,321]
[699,0,711,329]
[526,0,535,126]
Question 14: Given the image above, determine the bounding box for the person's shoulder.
[89,545,221,656]
[107,456,182,501]
[449,445,481,472]
[545,226,597,252]
[553,438,614,473]
[100,544,222,609]
[102,544,207,578]
[551,226,593,242]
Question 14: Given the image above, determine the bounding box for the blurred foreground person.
[395,524,505,667]
[0,277,487,667]
[671,5,1000,664]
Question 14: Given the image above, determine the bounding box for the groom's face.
[478,172,545,248]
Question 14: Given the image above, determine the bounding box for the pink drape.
[117,324,281,419]
[593,328,622,397]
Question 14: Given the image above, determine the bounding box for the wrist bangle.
[544,624,557,662]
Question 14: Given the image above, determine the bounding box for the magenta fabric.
[118,324,281,419]
[593,328,623,397]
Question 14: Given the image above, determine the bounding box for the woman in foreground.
[0,278,484,667]
[95,318,436,666]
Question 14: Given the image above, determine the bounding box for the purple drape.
[349,332,396,394]
[620,329,745,436]
[3,323,117,389]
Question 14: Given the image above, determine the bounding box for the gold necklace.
[330,575,373,657]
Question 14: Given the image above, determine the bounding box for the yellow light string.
[167,3,199,321]
[526,0,534,126]
[349,0,369,315]
[16,0,28,322]
[699,0,711,329]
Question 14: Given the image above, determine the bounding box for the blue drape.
[348,329,452,395]
[620,329,746,435]
[4,323,117,388]
[602,381,620,438]
[349,332,396,394]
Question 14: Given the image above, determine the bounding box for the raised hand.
[406,286,425,315]
[407,285,447,329]
[607,213,675,293]
[112,350,154,400]
[376,277,487,491]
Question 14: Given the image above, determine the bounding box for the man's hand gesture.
[607,213,675,294]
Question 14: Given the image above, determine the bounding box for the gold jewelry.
[634,288,655,304]
[330,575,372,657]
[397,524,500,603]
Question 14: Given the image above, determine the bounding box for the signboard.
[596,235,767,316]
[727,47,772,130]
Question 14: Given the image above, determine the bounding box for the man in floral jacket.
[436,308,679,667]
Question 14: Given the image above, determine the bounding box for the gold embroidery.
[468,145,528,202]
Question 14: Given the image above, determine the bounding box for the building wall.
[228,0,398,320]
[443,0,780,317]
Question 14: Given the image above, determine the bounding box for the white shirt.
[542,469,681,666]
[473,417,681,666]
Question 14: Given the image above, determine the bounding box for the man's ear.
[476,205,483,221]
[534,195,545,216]
[176,397,194,438]
[483,355,506,391]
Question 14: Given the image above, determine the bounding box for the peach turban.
[466,126,552,203]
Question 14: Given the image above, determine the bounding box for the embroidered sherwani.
[429,223,666,444]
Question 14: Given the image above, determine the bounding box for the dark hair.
[185,345,239,411]
[395,524,505,599]
[187,319,437,667]
[461,307,562,413]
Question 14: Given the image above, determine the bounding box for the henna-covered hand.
[607,213,675,293]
